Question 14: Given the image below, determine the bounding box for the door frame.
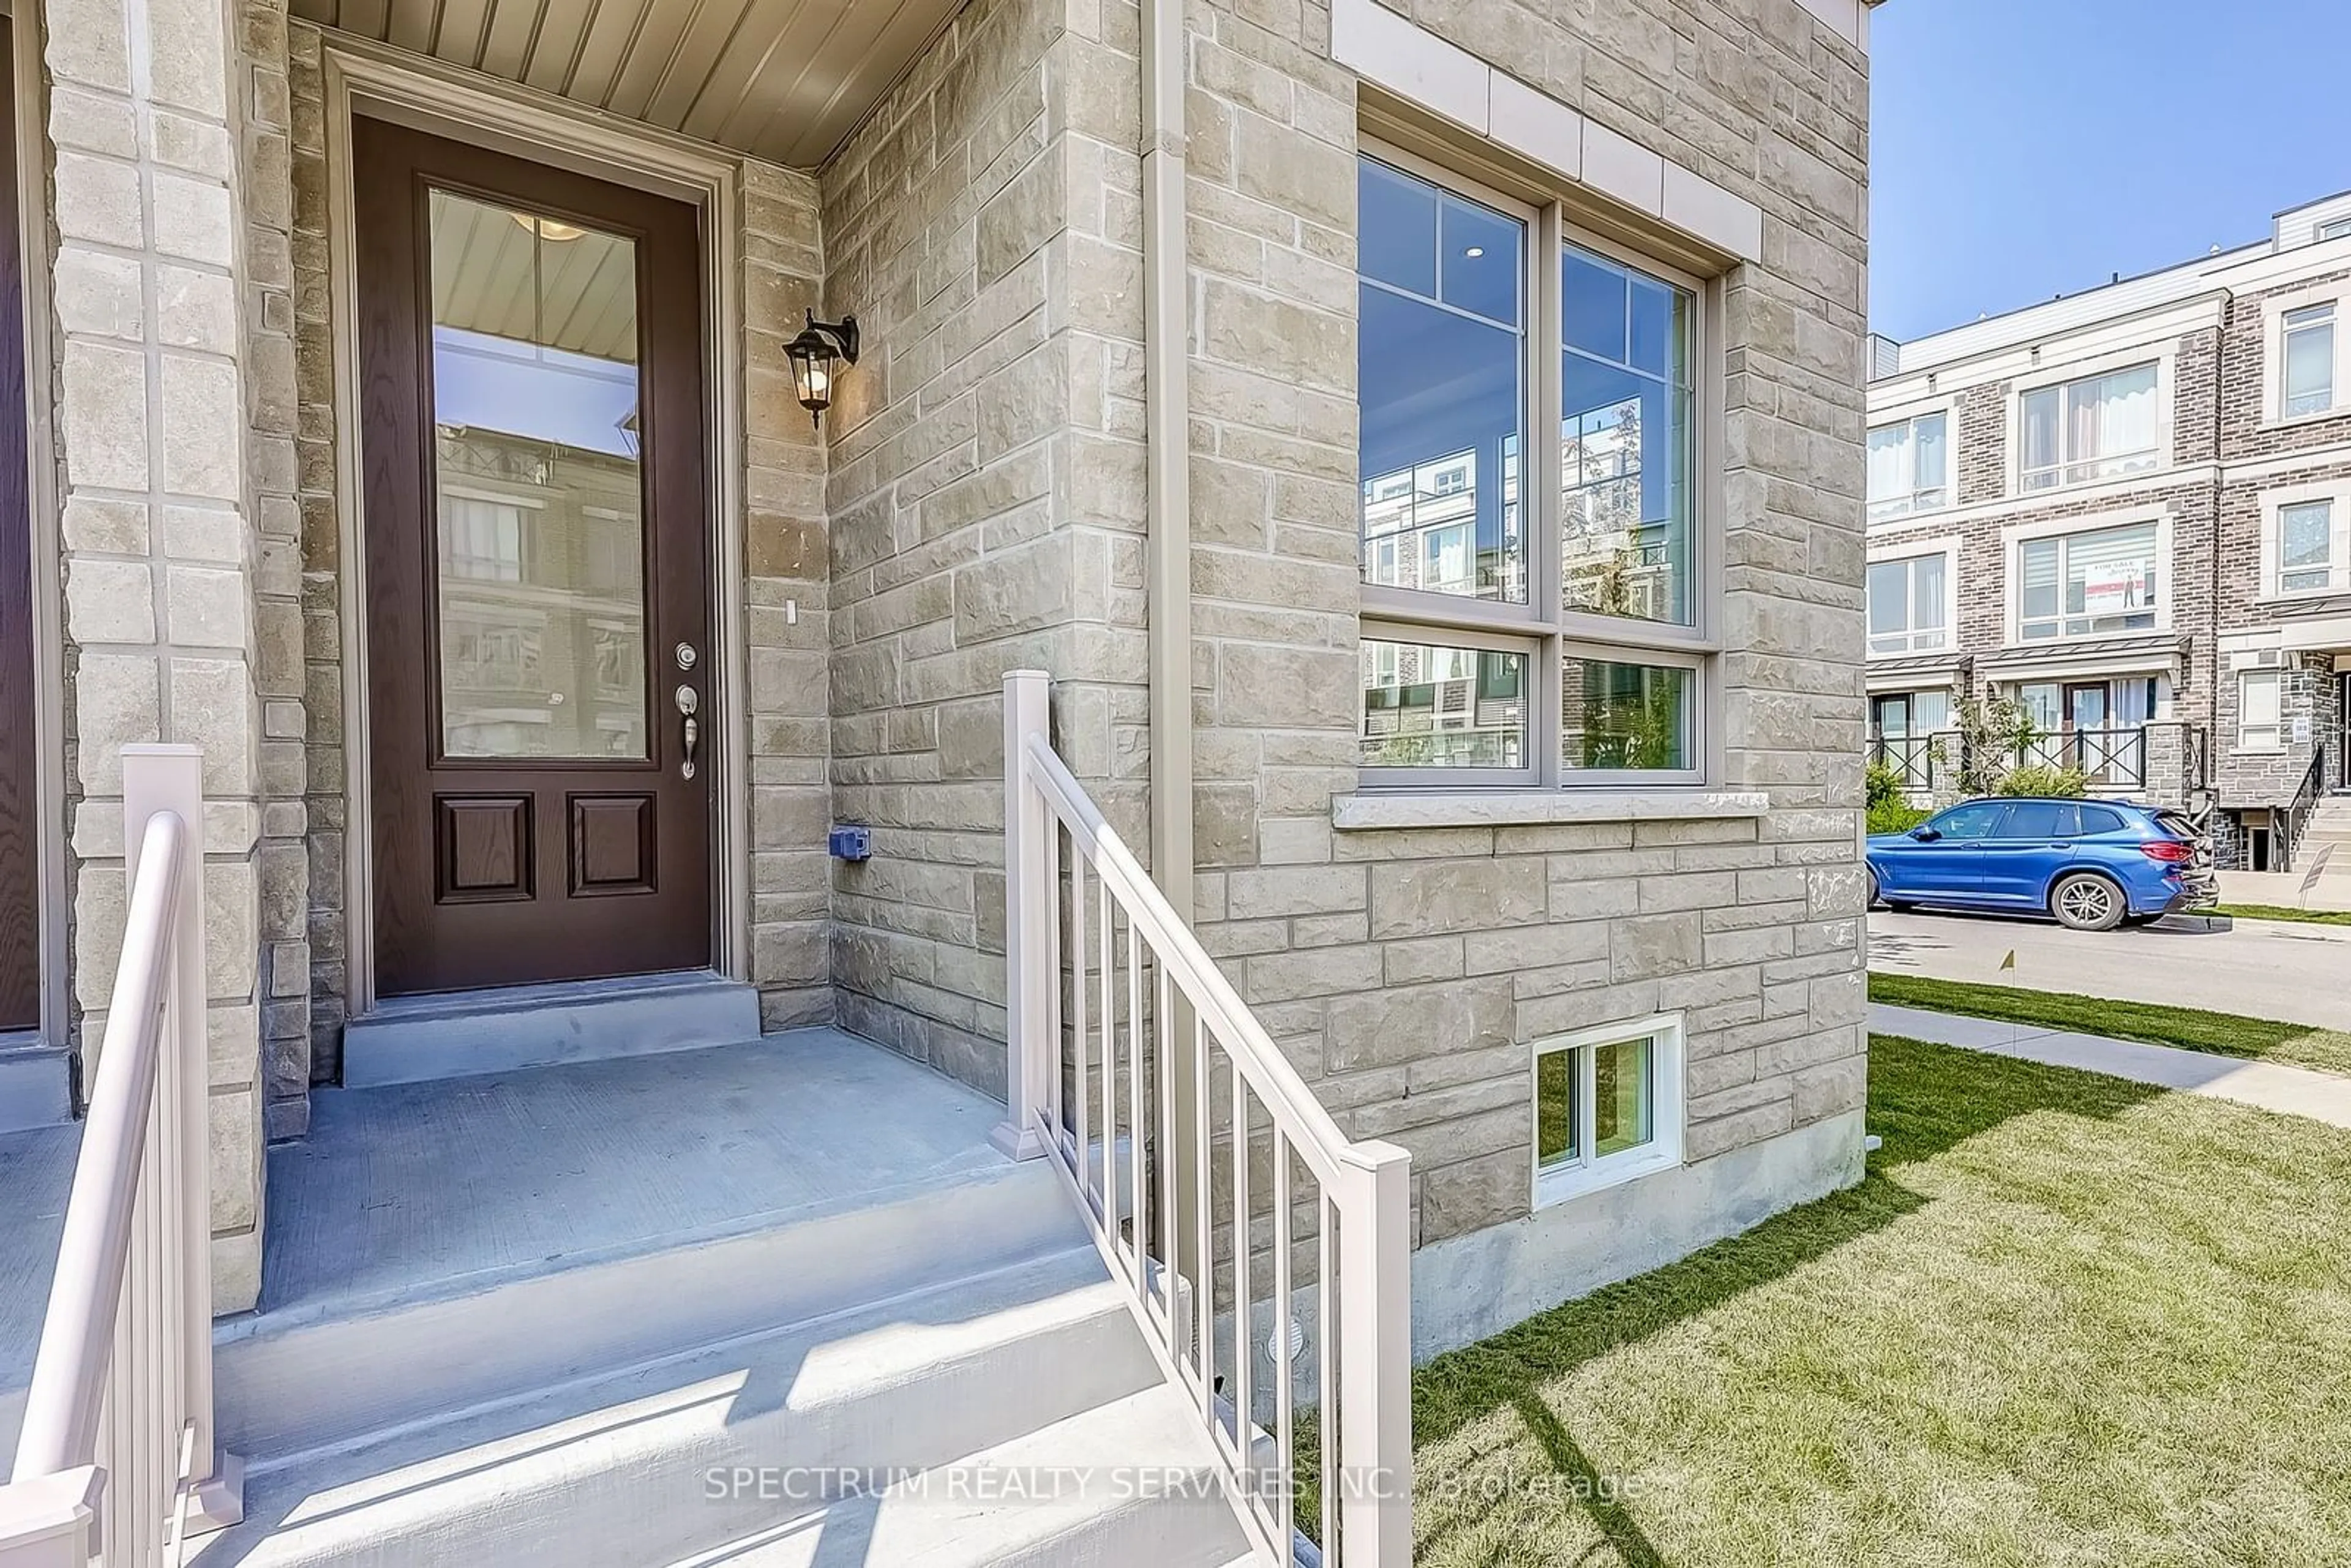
[4,0,67,1047]
[322,36,752,1018]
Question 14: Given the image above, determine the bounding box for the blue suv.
[1866,797,2216,931]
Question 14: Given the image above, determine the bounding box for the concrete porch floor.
[1,1121,79,1458]
[247,1027,1014,1324]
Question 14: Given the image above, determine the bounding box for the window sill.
[1534,1147,1682,1209]
[1333,789,1770,831]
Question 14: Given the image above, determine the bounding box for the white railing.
[996,671,1412,1567]
[0,746,241,1566]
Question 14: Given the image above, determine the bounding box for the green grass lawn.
[2211,902,2351,928]
[1395,1037,2351,1567]
[1867,970,2351,1078]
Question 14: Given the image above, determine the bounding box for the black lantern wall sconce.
[784,310,860,427]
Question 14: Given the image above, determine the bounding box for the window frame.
[2258,479,2351,601]
[2003,511,2170,645]
[1864,539,1958,659]
[1355,139,1720,793]
[2011,358,2164,495]
[1865,408,1952,522]
[2238,668,2285,755]
[2262,284,2351,426]
[1531,1013,1686,1208]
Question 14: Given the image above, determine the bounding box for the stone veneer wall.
[819,0,1149,1095]
[1180,0,1873,1252]
[45,0,274,1308]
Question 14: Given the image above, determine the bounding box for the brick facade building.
[1867,190,2351,869]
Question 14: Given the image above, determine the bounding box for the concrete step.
[661,1391,1258,1568]
[341,972,761,1087]
[214,1152,1086,1463]
[196,1249,1260,1568]
[0,1035,71,1133]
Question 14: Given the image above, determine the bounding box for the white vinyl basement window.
[2018,364,2159,492]
[1355,147,1711,790]
[1533,1015,1684,1205]
[1867,412,1948,522]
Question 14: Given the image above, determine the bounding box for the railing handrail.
[1020,736,1385,1190]
[1000,671,1412,1568]
[2,745,236,1567]
[12,811,187,1479]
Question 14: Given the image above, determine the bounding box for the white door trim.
[319,32,752,1017]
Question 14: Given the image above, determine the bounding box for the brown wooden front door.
[354,118,713,997]
[0,16,40,1031]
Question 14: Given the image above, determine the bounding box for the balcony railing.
[1868,722,2211,804]
[999,671,1412,1567]
[0,746,239,1567]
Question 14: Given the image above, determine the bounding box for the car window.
[2002,801,2078,838]
[1930,802,2006,840]
[2079,806,2127,835]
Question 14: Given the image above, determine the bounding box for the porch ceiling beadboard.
[294,0,964,168]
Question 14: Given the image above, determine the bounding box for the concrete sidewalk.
[1871,1002,2351,1131]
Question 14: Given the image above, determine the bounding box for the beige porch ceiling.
[299,0,963,168]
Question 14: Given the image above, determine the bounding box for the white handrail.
[1,746,240,1567]
[996,671,1412,1568]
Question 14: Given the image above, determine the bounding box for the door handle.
[675,685,700,780]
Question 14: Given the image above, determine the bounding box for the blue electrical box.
[829,825,873,862]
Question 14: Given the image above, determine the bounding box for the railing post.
[1335,1142,1412,1567]
[992,672,1053,1161]
[121,745,242,1530]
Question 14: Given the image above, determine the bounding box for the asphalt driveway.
[1869,909,2351,1033]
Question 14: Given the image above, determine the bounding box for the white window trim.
[1356,138,1724,794]
[2001,508,2173,647]
[1864,535,1959,661]
[2238,669,2287,755]
[2001,345,2174,500]
[1531,1013,1686,1208]
[2260,282,2351,427]
[1866,402,1957,523]
[2256,478,2351,602]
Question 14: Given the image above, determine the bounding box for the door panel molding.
[322,37,750,1015]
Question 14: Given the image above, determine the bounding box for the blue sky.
[1870,0,2351,342]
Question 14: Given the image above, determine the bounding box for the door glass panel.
[429,189,647,759]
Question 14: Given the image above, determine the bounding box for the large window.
[1867,412,1948,521]
[2240,669,2284,754]
[1533,1015,1684,1206]
[2274,497,2344,596]
[1865,552,1949,656]
[2015,520,2161,640]
[2018,364,2159,492]
[2282,304,2336,419]
[1358,150,1708,787]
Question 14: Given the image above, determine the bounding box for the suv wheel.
[2050,871,2126,932]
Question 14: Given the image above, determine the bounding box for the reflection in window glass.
[1534,1047,1578,1169]
[2279,500,2336,593]
[1357,158,1526,605]
[1562,245,1693,626]
[430,190,647,759]
[1360,640,1527,768]
[1562,656,1690,772]
[1592,1037,1654,1159]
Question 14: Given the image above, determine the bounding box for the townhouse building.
[1866,190,2351,868]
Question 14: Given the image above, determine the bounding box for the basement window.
[1532,1015,1684,1206]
